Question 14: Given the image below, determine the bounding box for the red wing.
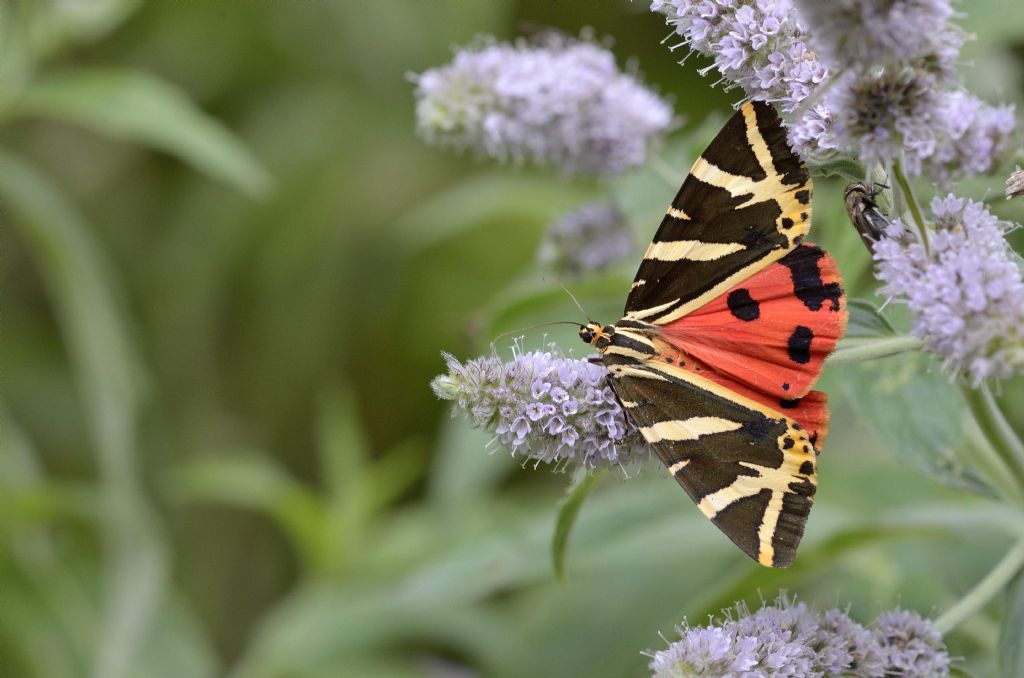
[658,244,847,401]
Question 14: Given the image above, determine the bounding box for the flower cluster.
[651,0,834,156]
[874,195,1024,384]
[537,201,635,277]
[413,35,673,177]
[648,596,950,678]
[794,0,953,68]
[431,343,649,469]
[651,0,1016,179]
[924,91,1017,183]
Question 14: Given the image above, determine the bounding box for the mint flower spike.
[431,343,650,470]
[648,595,948,678]
[651,0,837,157]
[874,195,1024,385]
[874,610,951,678]
[650,1,1017,180]
[924,91,1017,183]
[412,35,673,177]
[827,64,944,175]
[537,201,635,278]
[793,0,954,68]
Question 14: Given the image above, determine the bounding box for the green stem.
[964,417,1024,504]
[891,158,930,255]
[826,336,923,365]
[650,155,683,188]
[934,536,1024,634]
[963,384,1024,495]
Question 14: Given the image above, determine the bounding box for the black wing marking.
[604,353,817,568]
[625,101,812,325]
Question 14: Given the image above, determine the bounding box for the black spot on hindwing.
[727,288,761,321]
[787,326,813,364]
[780,245,842,312]
[799,460,814,475]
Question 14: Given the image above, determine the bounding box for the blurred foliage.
[2,1,1024,677]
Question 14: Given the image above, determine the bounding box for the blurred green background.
[3,1,1024,676]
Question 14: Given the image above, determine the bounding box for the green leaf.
[168,451,324,570]
[2,68,271,196]
[846,299,898,338]
[0,149,166,678]
[806,155,866,181]
[388,171,591,254]
[1001,574,1024,678]
[427,415,514,514]
[552,469,605,581]
[838,352,995,497]
[17,0,141,64]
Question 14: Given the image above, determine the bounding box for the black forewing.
[624,101,812,324]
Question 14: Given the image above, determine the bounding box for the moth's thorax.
[581,319,659,360]
[578,322,616,351]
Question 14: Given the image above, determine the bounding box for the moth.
[579,101,847,568]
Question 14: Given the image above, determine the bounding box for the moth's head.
[579,322,613,351]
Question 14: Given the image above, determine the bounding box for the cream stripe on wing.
[690,157,790,211]
[666,207,691,220]
[697,477,766,518]
[638,416,742,443]
[668,459,690,475]
[757,490,784,566]
[644,239,747,262]
[742,103,778,179]
[625,298,679,321]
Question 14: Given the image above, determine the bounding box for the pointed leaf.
[846,299,898,338]
[552,469,605,581]
[1002,574,1024,678]
[3,68,271,196]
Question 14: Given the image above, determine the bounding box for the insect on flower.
[578,101,847,567]
[844,182,891,253]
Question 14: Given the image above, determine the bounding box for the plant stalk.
[891,158,930,255]
[934,536,1024,633]
[963,384,1024,496]
[827,336,923,365]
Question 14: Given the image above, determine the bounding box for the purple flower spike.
[537,201,635,278]
[874,196,1024,384]
[432,343,650,469]
[413,35,673,177]
[648,595,948,677]
[794,0,954,68]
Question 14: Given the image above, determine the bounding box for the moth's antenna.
[493,321,582,344]
[549,277,593,322]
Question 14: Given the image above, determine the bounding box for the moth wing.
[625,100,812,326]
[605,354,817,568]
[658,244,847,400]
